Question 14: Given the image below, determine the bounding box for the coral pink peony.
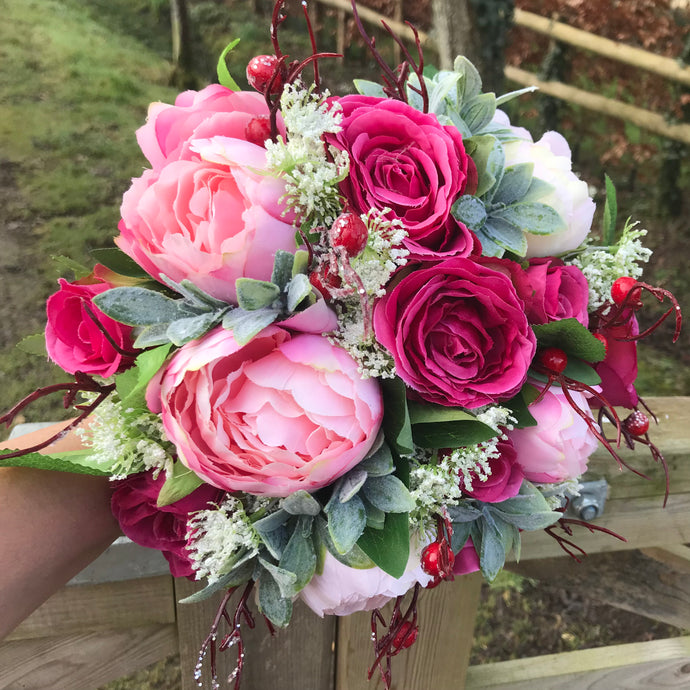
[45,275,135,378]
[110,471,223,579]
[147,326,383,497]
[508,386,599,483]
[136,85,279,168]
[373,258,536,408]
[327,95,469,258]
[116,140,296,304]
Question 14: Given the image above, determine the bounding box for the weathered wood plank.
[641,545,690,573]
[466,636,690,688]
[335,571,482,690]
[174,578,336,690]
[519,492,690,561]
[5,575,175,642]
[0,625,177,690]
[507,548,690,629]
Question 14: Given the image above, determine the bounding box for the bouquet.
[1,2,682,687]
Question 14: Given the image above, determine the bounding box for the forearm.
[0,421,121,640]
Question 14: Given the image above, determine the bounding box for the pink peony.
[373,258,536,409]
[326,95,469,258]
[300,544,432,616]
[508,386,599,483]
[524,258,590,327]
[594,313,639,409]
[116,141,297,304]
[136,85,279,168]
[460,438,524,503]
[110,471,223,579]
[147,326,383,497]
[45,275,135,378]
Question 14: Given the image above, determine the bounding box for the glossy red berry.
[421,541,455,579]
[538,347,568,374]
[245,116,272,147]
[624,410,650,437]
[329,213,368,257]
[309,264,341,297]
[391,621,418,651]
[246,55,283,94]
[592,333,608,356]
[611,276,640,305]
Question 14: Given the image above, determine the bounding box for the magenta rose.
[116,140,297,304]
[147,326,383,497]
[594,313,639,408]
[507,385,599,483]
[137,85,279,168]
[452,538,480,576]
[373,258,536,408]
[326,95,469,257]
[524,258,589,327]
[45,276,135,378]
[460,438,524,503]
[111,471,223,579]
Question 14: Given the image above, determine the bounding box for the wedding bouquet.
[1,1,681,687]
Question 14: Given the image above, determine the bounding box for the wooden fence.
[312,0,690,144]
[1,396,689,689]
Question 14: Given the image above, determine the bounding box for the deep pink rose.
[406,215,481,261]
[508,386,599,483]
[460,438,524,503]
[111,471,223,579]
[373,258,536,408]
[137,85,279,168]
[524,258,589,327]
[326,95,469,257]
[147,326,383,497]
[45,276,135,378]
[452,538,480,576]
[116,141,297,304]
[594,313,639,408]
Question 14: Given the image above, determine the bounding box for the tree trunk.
[431,0,514,94]
[170,0,198,89]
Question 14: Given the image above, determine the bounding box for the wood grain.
[5,575,175,642]
[336,572,482,690]
[466,636,690,688]
[0,625,177,690]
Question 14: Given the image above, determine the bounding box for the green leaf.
[116,344,172,410]
[315,516,375,569]
[286,273,313,312]
[179,559,255,603]
[327,494,367,555]
[166,311,224,346]
[157,462,203,507]
[409,402,496,449]
[16,333,47,357]
[464,135,504,198]
[503,387,538,428]
[482,218,528,256]
[454,56,483,103]
[271,250,295,290]
[362,495,386,530]
[0,449,109,476]
[495,85,538,106]
[222,307,279,345]
[90,248,150,279]
[603,173,618,246]
[292,250,310,277]
[94,287,196,326]
[492,202,567,236]
[461,92,497,134]
[133,324,171,348]
[428,71,461,114]
[474,515,506,582]
[533,318,607,363]
[452,195,487,232]
[492,163,534,206]
[257,572,292,628]
[361,475,415,513]
[357,443,395,477]
[381,377,414,454]
[338,469,368,502]
[353,79,387,98]
[281,490,321,516]
[235,278,281,311]
[51,255,92,279]
[357,510,410,578]
[450,521,474,554]
[279,516,316,591]
[216,38,241,91]
[258,558,299,599]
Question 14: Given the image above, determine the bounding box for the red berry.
[329,213,368,257]
[246,55,283,94]
[538,347,568,374]
[391,621,418,651]
[624,410,649,436]
[245,116,272,147]
[592,333,608,356]
[611,276,640,305]
[309,264,341,297]
[421,541,455,579]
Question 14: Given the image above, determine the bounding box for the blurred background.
[0,1,687,686]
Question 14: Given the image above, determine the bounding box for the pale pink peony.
[508,386,599,483]
[147,327,383,497]
[136,85,278,168]
[300,543,432,616]
[116,139,297,304]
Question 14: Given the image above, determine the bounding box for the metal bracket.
[567,478,609,521]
